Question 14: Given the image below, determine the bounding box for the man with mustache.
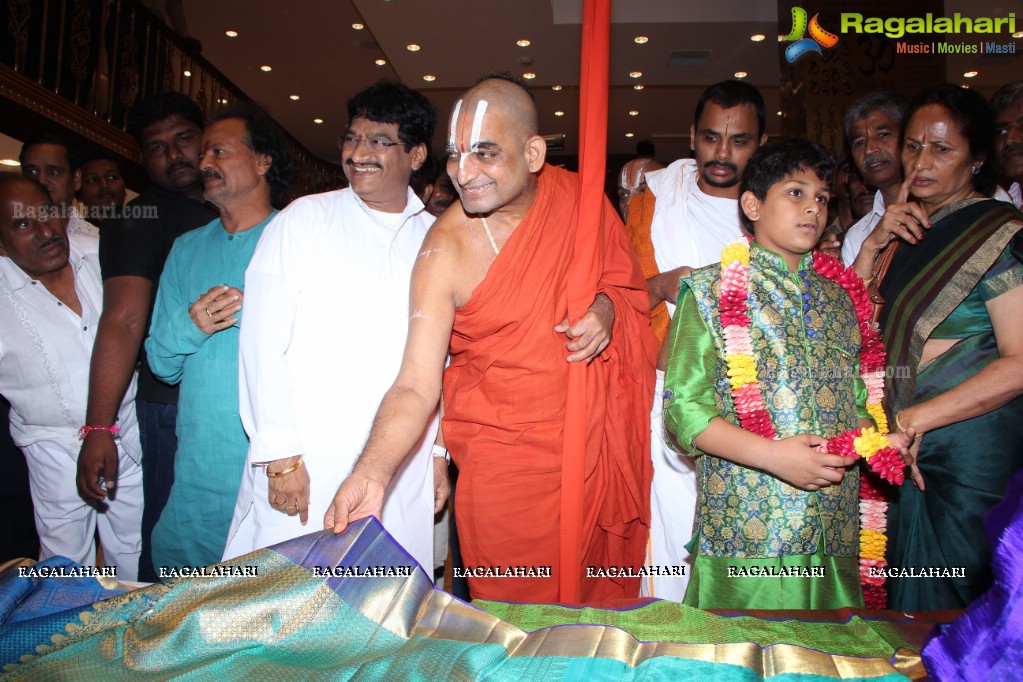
[839,92,908,266]
[992,81,1023,210]
[0,174,142,578]
[623,79,767,601]
[221,82,443,574]
[76,92,216,582]
[144,107,287,572]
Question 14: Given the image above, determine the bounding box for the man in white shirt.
[992,81,1023,209]
[624,80,767,600]
[222,82,443,573]
[839,93,908,266]
[0,175,141,577]
[19,134,100,248]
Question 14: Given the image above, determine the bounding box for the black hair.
[990,80,1023,117]
[843,92,908,142]
[19,133,77,172]
[636,139,655,157]
[209,105,293,207]
[77,147,123,173]
[694,80,766,139]
[347,80,437,153]
[127,91,204,146]
[738,139,834,232]
[905,85,997,196]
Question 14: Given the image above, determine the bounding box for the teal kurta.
[146,212,276,570]
[663,244,868,610]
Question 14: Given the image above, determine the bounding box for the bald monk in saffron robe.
[324,74,657,602]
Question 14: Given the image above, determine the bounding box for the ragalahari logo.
[783,7,839,63]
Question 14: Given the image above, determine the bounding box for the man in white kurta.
[625,80,767,600]
[0,176,141,578]
[223,82,439,572]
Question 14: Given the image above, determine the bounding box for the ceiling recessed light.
[633,84,644,91]
[523,72,536,79]
[962,84,971,89]
[963,70,978,78]
[629,71,642,78]
[313,118,324,124]
[750,34,766,42]
[289,95,300,101]
[0,158,20,166]
[776,110,783,116]
[406,44,421,52]
[225,30,238,38]
[183,70,191,77]
[218,98,228,104]
[375,59,387,66]
[628,110,639,116]
[516,39,531,47]
[260,65,272,72]
[634,36,649,44]
[423,74,436,81]
[734,71,748,79]
[777,34,785,42]
[625,132,635,138]
[554,111,565,117]
[352,23,364,30]
[552,85,563,91]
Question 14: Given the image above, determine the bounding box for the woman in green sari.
[853,85,1023,611]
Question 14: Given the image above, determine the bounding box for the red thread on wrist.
[78,424,120,440]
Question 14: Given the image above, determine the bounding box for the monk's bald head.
[445,74,546,216]
[465,75,538,141]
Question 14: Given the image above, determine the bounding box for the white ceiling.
[173,1,1021,163]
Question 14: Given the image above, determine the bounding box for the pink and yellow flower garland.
[719,237,906,608]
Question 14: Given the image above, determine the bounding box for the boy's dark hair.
[738,139,835,232]
[209,105,293,207]
[694,80,766,139]
[19,133,77,171]
[127,92,204,145]
[347,80,437,154]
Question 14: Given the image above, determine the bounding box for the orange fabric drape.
[624,189,671,341]
[443,166,655,602]
[560,0,614,602]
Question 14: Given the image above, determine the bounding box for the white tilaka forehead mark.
[448,98,489,171]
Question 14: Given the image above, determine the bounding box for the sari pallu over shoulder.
[878,198,1023,415]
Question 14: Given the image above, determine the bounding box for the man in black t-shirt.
[76,92,216,582]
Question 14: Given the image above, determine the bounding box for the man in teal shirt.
[145,107,290,571]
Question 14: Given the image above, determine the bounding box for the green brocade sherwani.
[663,244,867,610]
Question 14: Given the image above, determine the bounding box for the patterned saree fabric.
[0,518,928,680]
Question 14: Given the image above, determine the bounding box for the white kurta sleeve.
[238,207,306,464]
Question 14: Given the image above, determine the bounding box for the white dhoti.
[640,370,697,600]
[23,440,142,581]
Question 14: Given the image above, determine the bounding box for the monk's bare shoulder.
[419,204,494,307]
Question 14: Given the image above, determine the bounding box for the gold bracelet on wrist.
[266,455,304,478]
[895,410,907,433]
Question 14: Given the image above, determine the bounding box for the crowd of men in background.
[1,73,1021,599]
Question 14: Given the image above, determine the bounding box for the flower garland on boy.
[719,237,906,607]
